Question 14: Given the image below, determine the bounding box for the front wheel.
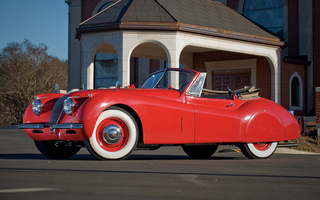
[240,142,277,159]
[84,107,139,160]
[182,145,219,159]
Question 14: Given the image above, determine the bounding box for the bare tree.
[0,39,68,126]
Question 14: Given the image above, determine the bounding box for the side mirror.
[55,83,60,93]
[115,81,122,89]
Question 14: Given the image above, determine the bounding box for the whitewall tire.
[240,142,277,159]
[85,107,138,160]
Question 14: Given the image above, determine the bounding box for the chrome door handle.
[226,103,234,107]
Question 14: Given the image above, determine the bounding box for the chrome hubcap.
[103,125,122,144]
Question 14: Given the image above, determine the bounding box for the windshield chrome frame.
[140,68,194,90]
[139,68,167,88]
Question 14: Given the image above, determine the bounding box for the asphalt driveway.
[0,129,319,200]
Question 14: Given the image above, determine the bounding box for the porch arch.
[129,40,170,61]
[129,41,169,86]
[82,39,119,90]
[177,32,281,103]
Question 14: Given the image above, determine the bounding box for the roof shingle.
[77,0,282,45]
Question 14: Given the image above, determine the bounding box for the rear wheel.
[84,107,138,160]
[240,142,277,159]
[182,145,219,159]
[34,140,81,159]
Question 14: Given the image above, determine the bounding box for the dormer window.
[98,2,116,13]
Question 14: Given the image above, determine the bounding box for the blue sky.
[0,0,68,60]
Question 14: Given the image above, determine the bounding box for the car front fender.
[80,91,140,139]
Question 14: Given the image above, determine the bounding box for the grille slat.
[49,95,68,125]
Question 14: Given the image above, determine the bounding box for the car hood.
[67,88,175,99]
[117,88,171,98]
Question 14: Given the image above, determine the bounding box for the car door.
[140,91,195,145]
[185,95,240,143]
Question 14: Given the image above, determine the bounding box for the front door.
[212,69,251,90]
[186,95,240,143]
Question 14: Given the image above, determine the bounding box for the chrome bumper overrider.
[18,124,83,129]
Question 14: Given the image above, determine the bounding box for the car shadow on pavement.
[0,153,47,160]
[128,154,241,160]
[0,153,242,160]
[0,153,96,160]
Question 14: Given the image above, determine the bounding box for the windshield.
[140,70,194,91]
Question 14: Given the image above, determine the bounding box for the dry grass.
[284,129,320,153]
[289,136,320,153]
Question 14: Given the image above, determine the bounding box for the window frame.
[289,72,303,111]
[243,0,284,38]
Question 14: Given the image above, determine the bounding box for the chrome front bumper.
[18,124,83,129]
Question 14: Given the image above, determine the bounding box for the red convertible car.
[19,68,300,160]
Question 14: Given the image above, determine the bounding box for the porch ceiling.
[182,46,217,53]
[77,0,284,46]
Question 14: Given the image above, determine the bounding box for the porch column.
[117,48,130,87]
[167,49,180,69]
[167,40,183,89]
[80,37,93,90]
[115,34,130,87]
[268,49,282,104]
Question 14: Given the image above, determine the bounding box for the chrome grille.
[49,95,68,125]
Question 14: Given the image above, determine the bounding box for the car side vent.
[49,95,68,125]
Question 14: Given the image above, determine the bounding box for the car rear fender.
[245,109,286,142]
[237,99,300,142]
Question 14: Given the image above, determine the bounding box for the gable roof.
[77,0,283,46]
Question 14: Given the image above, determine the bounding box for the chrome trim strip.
[56,108,64,125]
[18,124,44,129]
[67,95,80,99]
[51,124,83,129]
[49,95,68,125]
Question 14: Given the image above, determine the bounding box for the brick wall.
[150,59,160,73]
[255,58,272,100]
[316,87,320,128]
[82,0,101,21]
[313,0,320,89]
[281,60,305,116]
[288,0,299,56]
[227,0,239,11]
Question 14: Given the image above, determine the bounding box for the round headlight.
[63,98,75,116]
[32,99,42,116]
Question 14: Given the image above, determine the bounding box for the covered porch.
[76,0,284,103]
